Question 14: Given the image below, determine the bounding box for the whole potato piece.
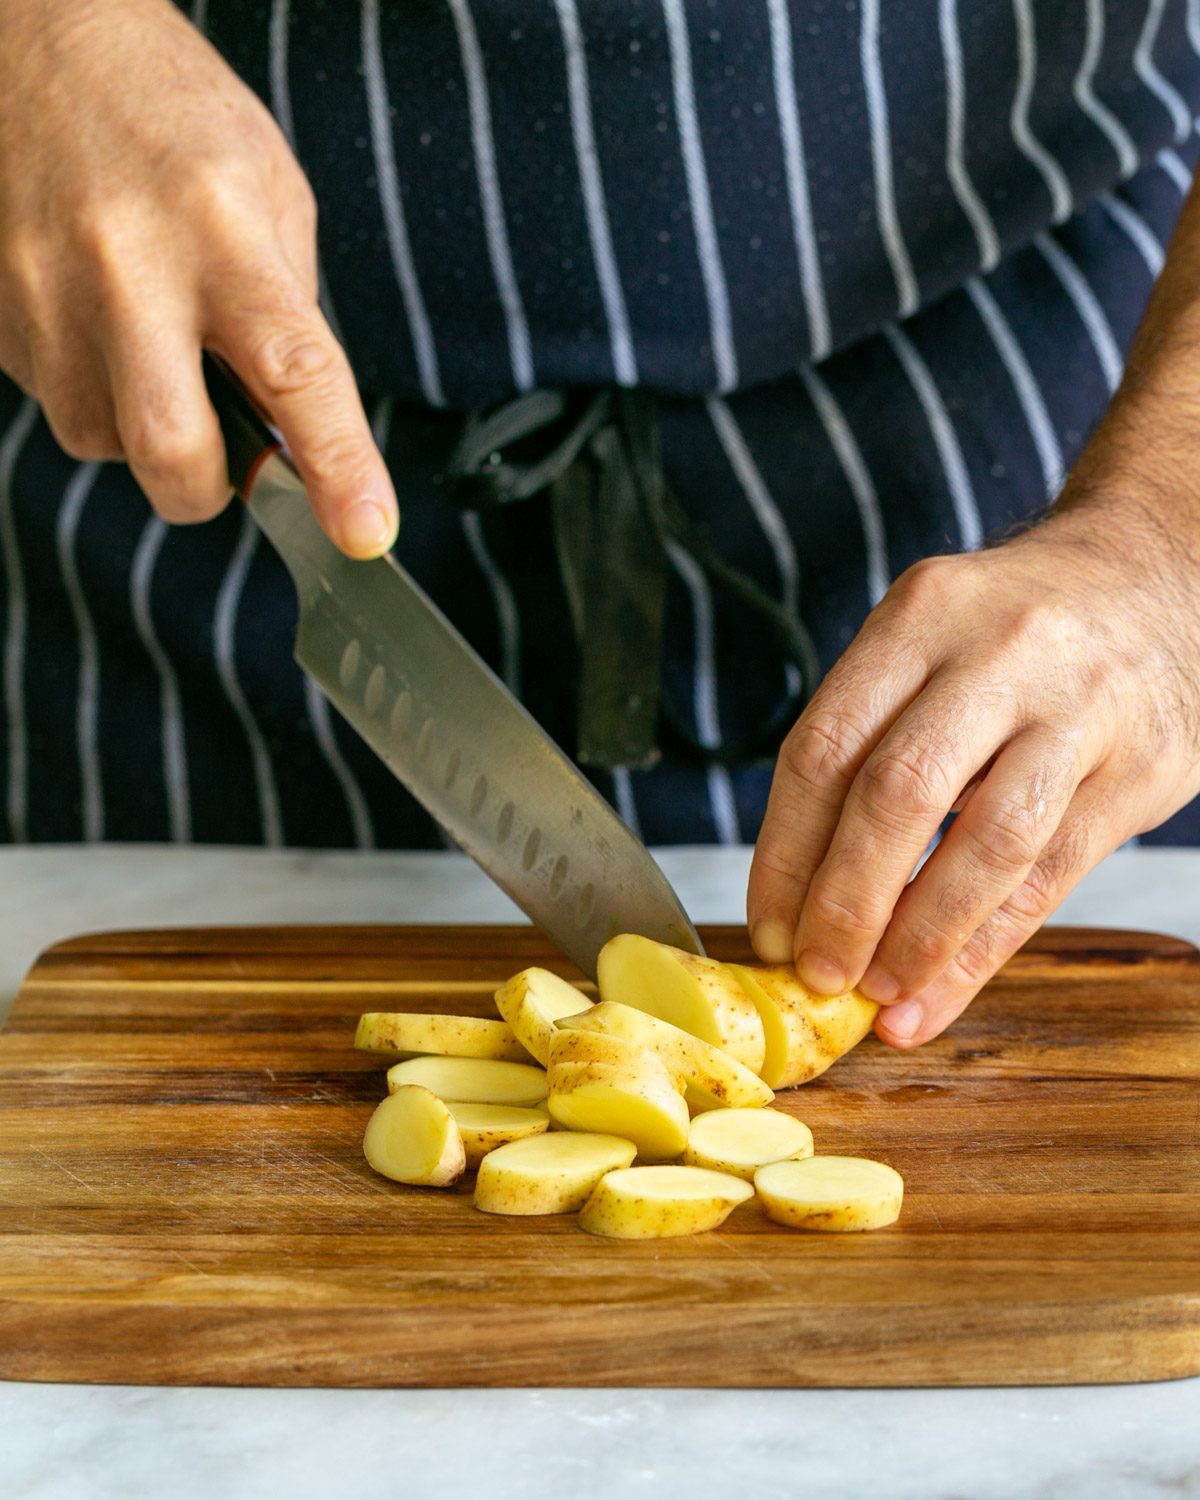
[579,1165,753,1239]
[363,1085,466,1187]
[494,968,593,1066]
[474,1132,636,1215]
[682,1107,813,1181]
[446,1102,551,1169]
[356,1011,529,1062]
[754,1156,904,1231]
[386,1056,548,1107]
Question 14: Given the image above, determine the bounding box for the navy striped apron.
[2,1,1200,849]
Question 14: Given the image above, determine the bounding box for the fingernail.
[880,998,923,1041]
[340,500,396,558]
[752,919,795,966]
[859,962,902,1004]
[796,950,847,995]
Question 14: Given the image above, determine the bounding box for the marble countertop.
[2,844,1199,1500]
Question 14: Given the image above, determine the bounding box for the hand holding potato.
[749,177,1200,1049]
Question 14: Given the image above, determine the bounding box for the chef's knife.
[202,357,702,978]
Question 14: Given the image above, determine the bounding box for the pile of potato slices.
[355,934,903,1239]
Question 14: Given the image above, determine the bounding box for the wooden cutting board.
[0,923,1197,1388]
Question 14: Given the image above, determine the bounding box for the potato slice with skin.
[494,968,593,1066]
[579,1165,753,1239]
[548,1052,690,1161]
[474,1132,636,1215]
[355,1011,530,1062]
[731,965,879,1088]
[446,1101,551,1169]
[597,935,766,1073]
[754,1155,903,1231]
[682,1107,813,1181]
[363,1085,466,1187]
[555,1000,773,1111]
[546,1026,688,1092]
[386,1055,548,1107]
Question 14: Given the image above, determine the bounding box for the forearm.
[1053,177,1200,552]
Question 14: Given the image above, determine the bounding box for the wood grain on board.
[0,924,1197,1388]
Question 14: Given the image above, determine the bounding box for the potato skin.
[494,968,593,1066]
[754,1156,903,1231]
[355,1011,530,1062]
[579,1166,753,1239]
[473,1133,636,1215]
[732,966,878,1088]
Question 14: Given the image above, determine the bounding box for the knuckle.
[751,839,810,887]
[123,414,214,481]
[1003,860,1061,926]
[895,909,959,968]
[52,420,122,462]
[963,800,1044,874]
[247,321,340,398]
[779,712,870,795]
[806,885,880,941]
[180,156,258,224]
[942,927,998,989]
[0,231,48,302]
[888,553,961,612]
[72,203,138,282]
[860,746,951,822]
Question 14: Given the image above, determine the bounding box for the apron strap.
[442,388,819,769]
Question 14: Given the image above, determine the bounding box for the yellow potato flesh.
[386,1055,548,1107]
[493,967,593,1066]
[754,1155,904,1231]
[682,1107,813,1181]
[445,1101,551,1169]
[731,965,878,1087]
[473,1132,636,1215]
[355,1011,530,1062]
[579,1165,753,1239]
[362,1085,466,1187]
[596,934,766,1073]
[548,1079,690,1160]
[547,1043,689,1160]
[555,1000,772,1111]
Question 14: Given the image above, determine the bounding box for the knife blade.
[203,359,702,978]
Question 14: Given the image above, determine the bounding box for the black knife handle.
[202,353,280,497]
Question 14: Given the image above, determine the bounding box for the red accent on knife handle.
[202,353,280,499]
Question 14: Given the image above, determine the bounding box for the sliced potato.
[446,1101,551,1169]
[547,1051,690,1160]
[546,1026,688,1091]
[579,1164,753,1238]
[596,934,766,1073]
[555,1000,773,1111]
[355,1011,529,1062]
[682,1107,813,1181]
[754,1155,903,1231]
[493,967,593,1066]
[386,1055,548,1107]
[731,965,878,1087]
[363,1084,466,1187]
[474,1131,636,1215]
